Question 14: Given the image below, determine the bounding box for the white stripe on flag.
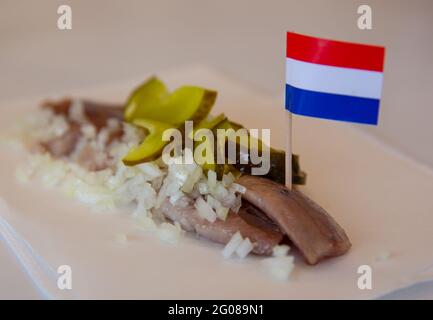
[286,57,383,99]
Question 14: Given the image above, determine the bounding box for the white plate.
[1,65,433,299]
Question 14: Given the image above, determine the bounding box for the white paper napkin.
[1,65,433,299]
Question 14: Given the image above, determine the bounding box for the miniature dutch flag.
[285,32,385,125]
[284,32,385,188]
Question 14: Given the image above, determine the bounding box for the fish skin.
[158,198,283,255]
[237,175,351,264]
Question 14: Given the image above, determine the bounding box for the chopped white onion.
[222,231,243,258]
[135,216,157,233]
[216,206,229,221]
[230,183,246,194]
[157,222,183,245]
[207,169,217,189]
[181,165,203,193]
[222,172,235,187]
[206,194,221,210]
[169,189,184,205]
[235,237,253,258]
[194,197,217,223]
[262,256,295,281]
[272,245,291,257]
[68,99,87,124]
[210,182,229,203]
[197,182,209,195]
[230,194,242,213]
[81,124,96,139]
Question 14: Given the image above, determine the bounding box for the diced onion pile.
[15,107,245,243]
[13,103,295,280]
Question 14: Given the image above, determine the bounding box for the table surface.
[1,0,432,299]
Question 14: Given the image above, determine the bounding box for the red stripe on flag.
[286,32,385,72]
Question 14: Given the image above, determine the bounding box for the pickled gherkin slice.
[193,114,227,173]
[122,118,176,165]
[121,77,306,185]
[124,77,167,122]
[292,154,307,185]
[212,119,306,185]
[122,77,217,165]
[190,113,227,139]
[124,77,217,125]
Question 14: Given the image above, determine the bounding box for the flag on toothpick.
[284,32,385,187]
[285,32,385,125]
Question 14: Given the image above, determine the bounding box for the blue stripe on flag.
[285,84,380,125]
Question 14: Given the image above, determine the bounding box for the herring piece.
[40,122,81,157]
[42,98,124,130]
[158,199,283,255]
[237,175,351,265]
[39,99,125,168]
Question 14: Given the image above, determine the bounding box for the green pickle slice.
[192,114,227,173]
[124,77,217,125]
[122,118,176,165]
[212,119,306,185]
[122,77,217,165]
[121,77,306,185]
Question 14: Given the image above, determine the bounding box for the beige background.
[1,0,433,168]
